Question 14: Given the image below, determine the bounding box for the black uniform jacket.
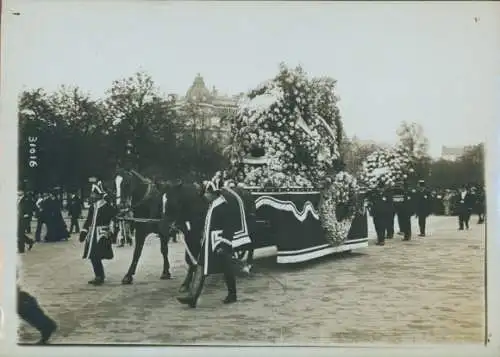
[367,190,393,218]
[82,200,117,260]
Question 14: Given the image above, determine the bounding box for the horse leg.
[179,261,195,293]
[159,234,171,280]
[122,227,147,285]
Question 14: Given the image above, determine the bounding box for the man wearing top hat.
[454,184,474,230]
[414,179,432,237]
[79,181,117,285]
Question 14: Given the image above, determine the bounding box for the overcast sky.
[4,1,499,157]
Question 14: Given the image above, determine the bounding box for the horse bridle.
[116,169,156,214]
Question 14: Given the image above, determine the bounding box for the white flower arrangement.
[227,64,342,188]
[358,147,415,190]
[319,171,359,246]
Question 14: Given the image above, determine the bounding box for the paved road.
[18,215,485,345]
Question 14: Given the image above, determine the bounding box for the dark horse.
[114,169,173,284]
[162,182,257,293]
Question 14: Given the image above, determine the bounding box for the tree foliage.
[341,136,385,176]
[18,72,228,193]
[396,121,431,180]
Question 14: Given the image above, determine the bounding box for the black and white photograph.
[1,0,499,353]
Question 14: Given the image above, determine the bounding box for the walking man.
[455,185,474,230]
[414,180,432,237]
[367,183,393,246]
[17,286,57,344]
[67,194,83,234]
[177,185,246,307]
[79,184,117,285]
[18,191,34,253]
[391,182,413,241]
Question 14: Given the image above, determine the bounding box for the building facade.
[173,74,243,145]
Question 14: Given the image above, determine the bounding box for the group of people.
[16,172,486,344]
[430,186,486,219]
[17,182,137,344]
[17,191,86,253]
[18,182,139,252]
[367,180,486,246]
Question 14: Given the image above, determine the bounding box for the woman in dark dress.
[44,192,69,242]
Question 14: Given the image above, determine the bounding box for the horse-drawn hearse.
[108,167,369,307]
[238,186,369,264]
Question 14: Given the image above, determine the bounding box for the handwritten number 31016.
[28,136,38,168]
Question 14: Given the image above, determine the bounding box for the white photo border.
[0,1,499,356]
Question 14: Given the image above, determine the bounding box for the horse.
[162,181,257,294]
[114,169,173,284]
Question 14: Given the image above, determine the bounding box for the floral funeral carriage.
[223,64,369,264]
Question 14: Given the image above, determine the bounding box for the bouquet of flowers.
[226,63,343,188]
[318,171,359,246]
[357,146,415,189]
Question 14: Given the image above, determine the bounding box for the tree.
[47,86,108,190]
[103,71,180,175]
[427,159,461,189]
[456,143,485,186]
[342,136,386,176]
[396,121,429,158]
[18,89,62,191]
[425,143,484,189]
[396,121,431,180]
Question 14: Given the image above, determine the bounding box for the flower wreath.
[319,171,359,246]
[358,148,415,190]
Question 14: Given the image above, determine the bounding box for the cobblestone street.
[18,215,485,345]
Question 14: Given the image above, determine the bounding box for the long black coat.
[367,190,393,218]
[453,191,475,216]
[82,200,117,260]
[68,197,83,218]
[414,189,432,216]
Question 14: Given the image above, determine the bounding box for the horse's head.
[114,168,151,209]
[160,181,209,232]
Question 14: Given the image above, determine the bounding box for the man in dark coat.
[18,192,34,253]
[229,181,257,273]
[17,286,57,344]
[414,180,432,237]
[367,183,393,246]
[387,185,402,239]
[79,184,117,285]
[454,185,475,230]
[177,185,247,307]
[67,194,83,234]
[388,182,413,241]
[20,192,35,233]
